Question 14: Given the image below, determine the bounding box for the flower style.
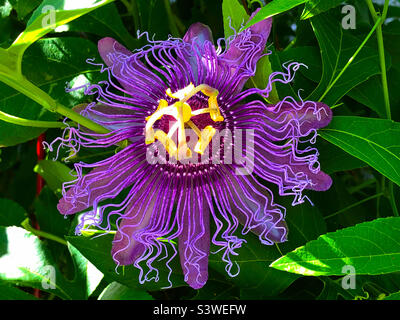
[50,12,332,289]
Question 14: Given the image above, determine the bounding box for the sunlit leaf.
[271,217,400,276]
[8,0,115,57]
[0,37,103,146]
[244,0,308,29]
[301,0,345,20]
[319,116,400,187]
[0,226,89,299]
[222,0,248,38]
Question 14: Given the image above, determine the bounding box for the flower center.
[145,83,224,160]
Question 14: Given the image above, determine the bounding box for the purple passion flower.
[49,12,332,289]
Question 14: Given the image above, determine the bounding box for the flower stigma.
[145,83,223,160]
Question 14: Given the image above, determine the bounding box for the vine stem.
[21,218,68,246]
[0,110,67,128]
[0,72,110,134]
[365,0,391,119]
[365,0,398,217]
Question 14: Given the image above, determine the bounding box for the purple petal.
[264,101,333,192]
[98,37,132,68]
[265,101,333,135]
[57,145,143,215]
[183,22,214,45]
[111,173,175,266]
[98,37,166,102]
[178,184,210,289]
[73,103,142,136]
[220,169,287,244]
[111,191,156,265]
[218,10,272,96]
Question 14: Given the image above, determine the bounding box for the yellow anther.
[145,127,155,144]
[186,120,201,137]
[154,130,178,158]
[145,83,224,159]
[208,95,224,122]
[146,99,168,121]
[201,87,219,97]
[166,83,195,100]
[194,126,216,155]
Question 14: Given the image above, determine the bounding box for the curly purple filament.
[49,11,332,290]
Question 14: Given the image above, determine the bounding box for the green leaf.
[209,229,299,299]
[0,10,13,48]
[312,175,376,227]
[8,0,41,20]
[34,160,74,194]
[222,0,249,38]
[317,277,366,300]
[244,0,308,29]
[0,198,27,226]
[0,226,89,299]
[269,47,298,98]
[0,143,37,209]
[278,46,322,83]
[384,20,400,71]
[301,0,345,20]
[66,235,186,291]
[193,271,239,300]
[66,2,136,48]
[248,52,280,104]
[99,281,153,300]
[67,242,104,298]
[383,291,400,300]
[309,10,390,106]
[271,217,400,276]
[346,76,387,118]
[347,67,400,119]
[33,186,72,271]
[319,116,400,187]
[34,186,70,236]
[316,139,367,174]
[8,0,115,57]
[0,37,104,146]
[0,281,38,299]
[0,0,12,18]
[279,199,327,253]
[136,0,171,40]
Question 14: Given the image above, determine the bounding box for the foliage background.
[0,0,400,300]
